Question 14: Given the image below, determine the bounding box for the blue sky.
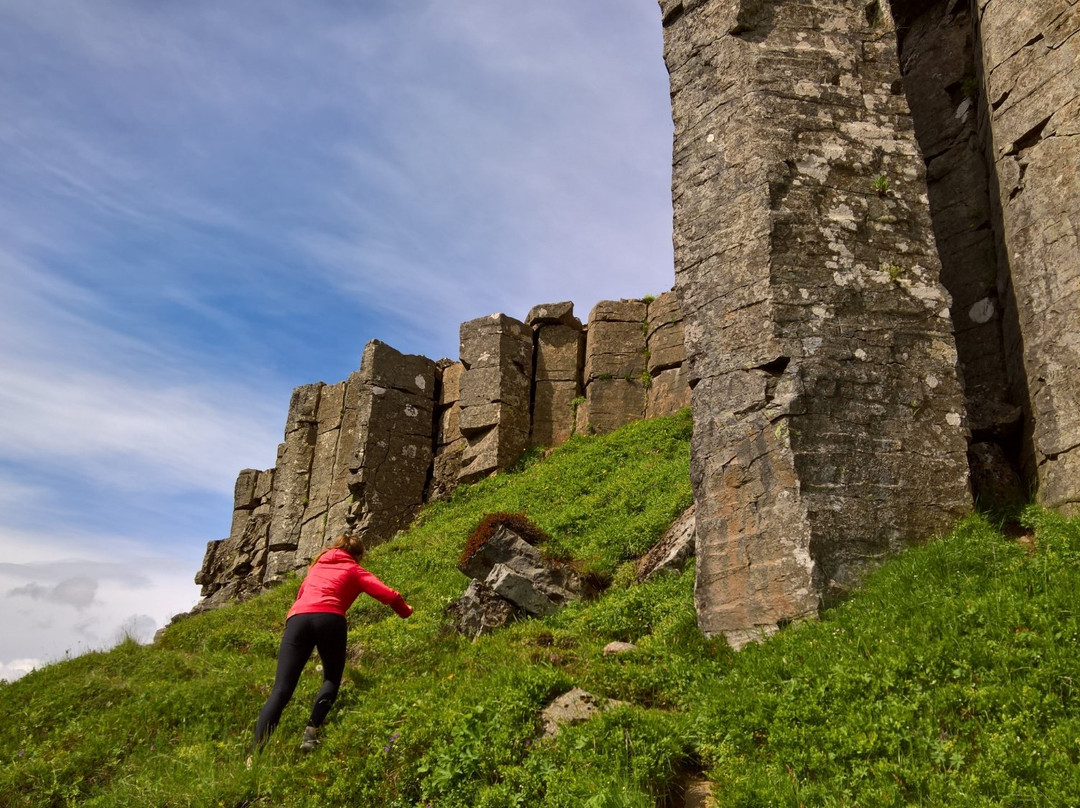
[0,0,675,680]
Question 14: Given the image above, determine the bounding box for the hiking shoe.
[300,726,320,752]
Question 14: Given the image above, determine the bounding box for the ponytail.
[312,533,366,565]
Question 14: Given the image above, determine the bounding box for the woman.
[252,533,413,753]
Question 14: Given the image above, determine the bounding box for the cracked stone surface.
[976,0,1080,514]
[530,304,584,447]
[347,340,437,549]
[661,0,972,646]
[458,314,534,482]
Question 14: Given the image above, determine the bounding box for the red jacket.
[287,549,411,620]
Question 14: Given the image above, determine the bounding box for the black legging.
[253,612,347,748]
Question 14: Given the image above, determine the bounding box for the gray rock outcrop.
[458,314,534,483]
[661,0,973,646]
[457,523,583,617]
[637,504,696,582]
[528,302,585,447]
[975,0,1080,515]
[194,299,691,608]
[345,340,437,550]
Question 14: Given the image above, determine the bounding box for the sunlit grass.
[3,409,1080,806]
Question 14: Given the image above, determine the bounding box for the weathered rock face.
[974,0,1080,515]
[193,300,691,609]
[264,383,329,582]
[428,359,466,502]
[527,302,584,448]
[346,340,437,550]
[195,468,274,609]
[458,314,534,483]
[896,1,1012,407]
[661,0,973,645]
[646,291,692,417]
[577,300,649,434]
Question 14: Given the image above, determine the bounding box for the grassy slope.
[2,409,1079,807]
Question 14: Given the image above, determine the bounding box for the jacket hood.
[318,548,357,566]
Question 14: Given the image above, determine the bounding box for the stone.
[575,378,645,436]
[531,314,584,447]
[637,504,696,582]
[195,467,275,607]
[975,0,1080,515]
[263,384,322,582]
[347,340,437,548]
[662,0,972,646]
[458,523,582,616]
[486,563,573,617]
[602,641,638,656]
[646,365,690,419]
[526,301,581,329]
[646,291,686,374]
[458,314,534,482]
[538,688,621,739]
[429,360,466,501]
[445,579,518,639]
[583,299,648,383]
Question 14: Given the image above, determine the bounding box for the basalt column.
[974,0,1080,515]
[527,302,585,447]
[576,300,649,435]
[347,340,437,548]
[458,314,534,483]
[429,359,466,501]
[892,0,1024,509]
[660,0,972,646]
[195,467,275,609]
[645,291,691,417]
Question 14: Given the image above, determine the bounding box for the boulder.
[526,301,581,329]
[539,688,626,739]
[637,504,696,582]
[445,579,518,639]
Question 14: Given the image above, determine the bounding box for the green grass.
[2,408,1079,806]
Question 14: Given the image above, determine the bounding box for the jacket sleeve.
[355,567,412,617]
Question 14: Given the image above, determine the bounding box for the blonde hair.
[312,533,366,565]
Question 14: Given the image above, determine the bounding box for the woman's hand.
[390,595,413,618]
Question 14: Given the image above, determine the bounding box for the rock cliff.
[659,0,1078,645]
[195,298,690,609]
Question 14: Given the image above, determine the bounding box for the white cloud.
[0,538,201,681]
[0,659,41,682]
[8,577,98,610]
